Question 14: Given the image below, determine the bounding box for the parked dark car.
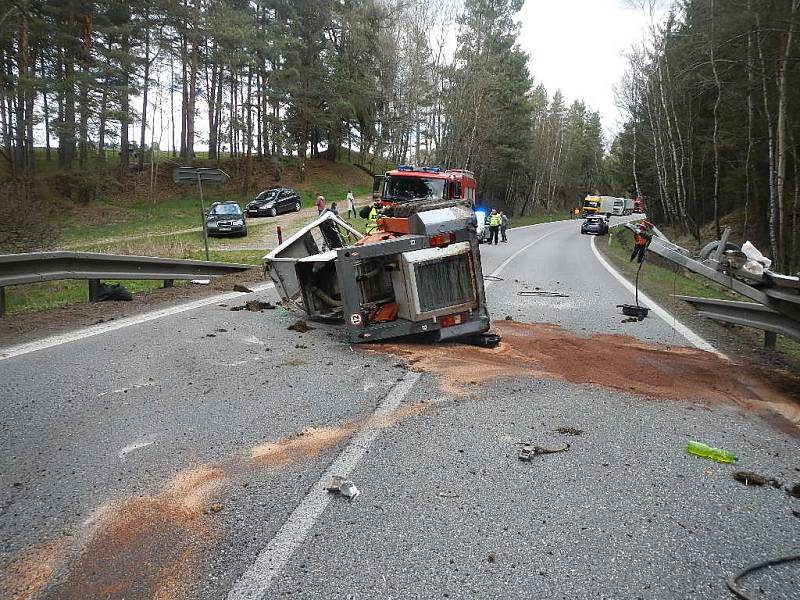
[246,187,302,217]
[581,215,608,236]
[206,201,247,237]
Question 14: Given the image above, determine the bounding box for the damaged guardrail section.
[0,251,253,317]
[646,228,800,347]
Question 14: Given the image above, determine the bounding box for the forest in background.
[5,0,797,270]
[608,0,800,272]
[0,0,604,220]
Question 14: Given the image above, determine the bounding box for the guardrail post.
[88,279,102,302]
[764,330,777,350]
[163,279,174,288]
[0,286,5,318]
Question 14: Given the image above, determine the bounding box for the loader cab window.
[383,176,446,202]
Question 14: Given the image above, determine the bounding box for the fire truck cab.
[382,166,477,206]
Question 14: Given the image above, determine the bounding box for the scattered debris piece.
[233,284,254,293]
[484,275,504,282]
[555,427,583,436]
[326,476,360,501]
[216,328,228,333]
[487,552,496,563]
[296,344,308,349]
[686,441,737,463]
[518,290,569,298]
[230,300,275,312]
[437,491,459,498]
[95,283,133,302]
[733,471,781,488]
[288,320,314,333]
[621,317,640,323]
[505,316,513,321]
[326,475,346,493]
[205,333,216,338]
[190,279,211,285]
[618,304,649,320]
[207,503,224,513]
[518,443,570,461]
[788,483,800,498]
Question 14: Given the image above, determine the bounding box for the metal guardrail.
[646,231,800,348]
[0,251,253,317]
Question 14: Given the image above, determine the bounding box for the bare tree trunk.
[774,0,799,268]
[138,12,150,171]
[709,0,722,237]
[185,1,200,162]
[41,57,51,161]
[756,16,779,263]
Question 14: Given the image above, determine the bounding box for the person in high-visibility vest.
[366,202,381,233]
[630,220,654,263]
[488,208,502,245]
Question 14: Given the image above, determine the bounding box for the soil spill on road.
[39,466,224,600]
[373,320,800,433]
[18,411,428,599]
[0,540,67,600]
[251,424,360,467]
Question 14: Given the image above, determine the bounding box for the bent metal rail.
[0,251,253,317]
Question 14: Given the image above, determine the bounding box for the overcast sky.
[517,0,655,137]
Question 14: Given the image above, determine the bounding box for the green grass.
[508,212,567,228]
[598,224,800,360]
[3,279,184,315]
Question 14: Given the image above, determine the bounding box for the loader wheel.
[699,240,740,261]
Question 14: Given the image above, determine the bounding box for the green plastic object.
[686,441,738,463]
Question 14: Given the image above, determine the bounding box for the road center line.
[484,228,560,289]
[227,370,422,600]
[0,282,275,361]
[589,235,724,356]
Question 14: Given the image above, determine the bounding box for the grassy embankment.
[597,221,800,359]
[2,153,373,314]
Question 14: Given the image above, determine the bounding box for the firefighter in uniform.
[488,209,502,245]
[366,202,381,233]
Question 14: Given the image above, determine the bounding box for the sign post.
[172,167,231,261]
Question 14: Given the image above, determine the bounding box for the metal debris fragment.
[518,443,570,461]
[517,290,569,298]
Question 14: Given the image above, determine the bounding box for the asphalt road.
[1,217,798,600]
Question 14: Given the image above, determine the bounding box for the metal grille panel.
[414,254,475,313]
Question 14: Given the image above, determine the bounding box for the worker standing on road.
[316,194,326,215]
[630,220,654,263]
[346,190,356,219]
[500,211,509,242]
[366,202,381,233]
[488,208,502,245]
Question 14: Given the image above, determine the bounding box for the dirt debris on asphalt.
[232,284,254,293]
[732,471,781,488]
[372,320,800,434]
[39,466,224,600]
[0,539,67,600]
[229,300,275,312]
[287,320,314,333]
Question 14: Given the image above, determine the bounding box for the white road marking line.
[227,371,422,600]
[484,229,560,289]
[97,382,156,397]
[0,282,275,362]
[118,440,154,459]
[589,235,724,356]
